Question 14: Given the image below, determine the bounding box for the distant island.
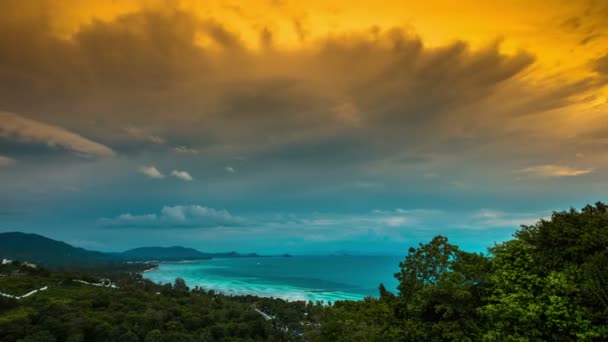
[121,246,263,262]
[0,232,287,269]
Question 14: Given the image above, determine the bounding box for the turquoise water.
[143,256,401,302]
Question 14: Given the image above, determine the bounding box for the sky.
[0,0,607,254]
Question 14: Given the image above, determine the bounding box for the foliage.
[316,202,608,341]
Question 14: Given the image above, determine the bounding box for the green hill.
[0,232,262,268]
[0,232,114,267]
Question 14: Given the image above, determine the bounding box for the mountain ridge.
[0,232,262,267]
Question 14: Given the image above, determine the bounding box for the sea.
[143,255,402,303]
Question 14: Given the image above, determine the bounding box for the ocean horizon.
[143,255,402,302]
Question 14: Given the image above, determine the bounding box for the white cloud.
[265,209,425,239]
[138,167,193,181]
[115,213,157,224]
[466,209,546,229]
[123,125,165,144]
[474,209,502,220]
[254,210,415,243]
[171,170,193,181]
[0,155,16,167]
[0,111,115,158]
[173,146,199,154]
[99,204,242,228]
[161,206,187,221]
[380,216,409,227]
[519,164,593,177]
[99,204,547,243]
[225,166,236,173]
[139,166,165,179]
[258,207,542,242]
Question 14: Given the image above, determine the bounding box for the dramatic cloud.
[139,166,164,179]
[100,204,242,228]
[0,111,115,158]
[519,165,593,178]
[171,170,193,181]
[0,5,603,162]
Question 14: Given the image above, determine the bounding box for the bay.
[143,255,401,303]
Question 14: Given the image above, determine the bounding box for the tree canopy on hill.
[319,202,608,341]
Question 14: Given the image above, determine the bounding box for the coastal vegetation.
[1,202,607,341]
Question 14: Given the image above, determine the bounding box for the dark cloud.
[594,54,608,75]
[74,11,204,87]
[259,27,274,49]
[0,3,605,175]
[561,16,582,31]
[580,34,603,46]
[292,18,310,43]
[559,0,608,46]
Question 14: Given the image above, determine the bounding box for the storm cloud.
[0,5,603,165]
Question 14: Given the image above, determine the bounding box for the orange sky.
[41,1,605,67]
[4,0,606,136]
[13,1,601,111]
[32,0,603,138]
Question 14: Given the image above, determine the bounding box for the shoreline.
[142,272,368,303]
[141,256,398,302]
[142,266,159,273]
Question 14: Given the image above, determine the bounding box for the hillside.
[0,263,304,341]
[0,232,262,268]
[0,232,114,267]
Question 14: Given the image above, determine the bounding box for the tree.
[394,235,490,340]
[395,235,458,299]
[480,239,596,340]
[583,251,608,310]
[20,330,57,342]
[118,331,139,342]
[515,202,608,273]
[174,277,189,293]
[144,329,163,342]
